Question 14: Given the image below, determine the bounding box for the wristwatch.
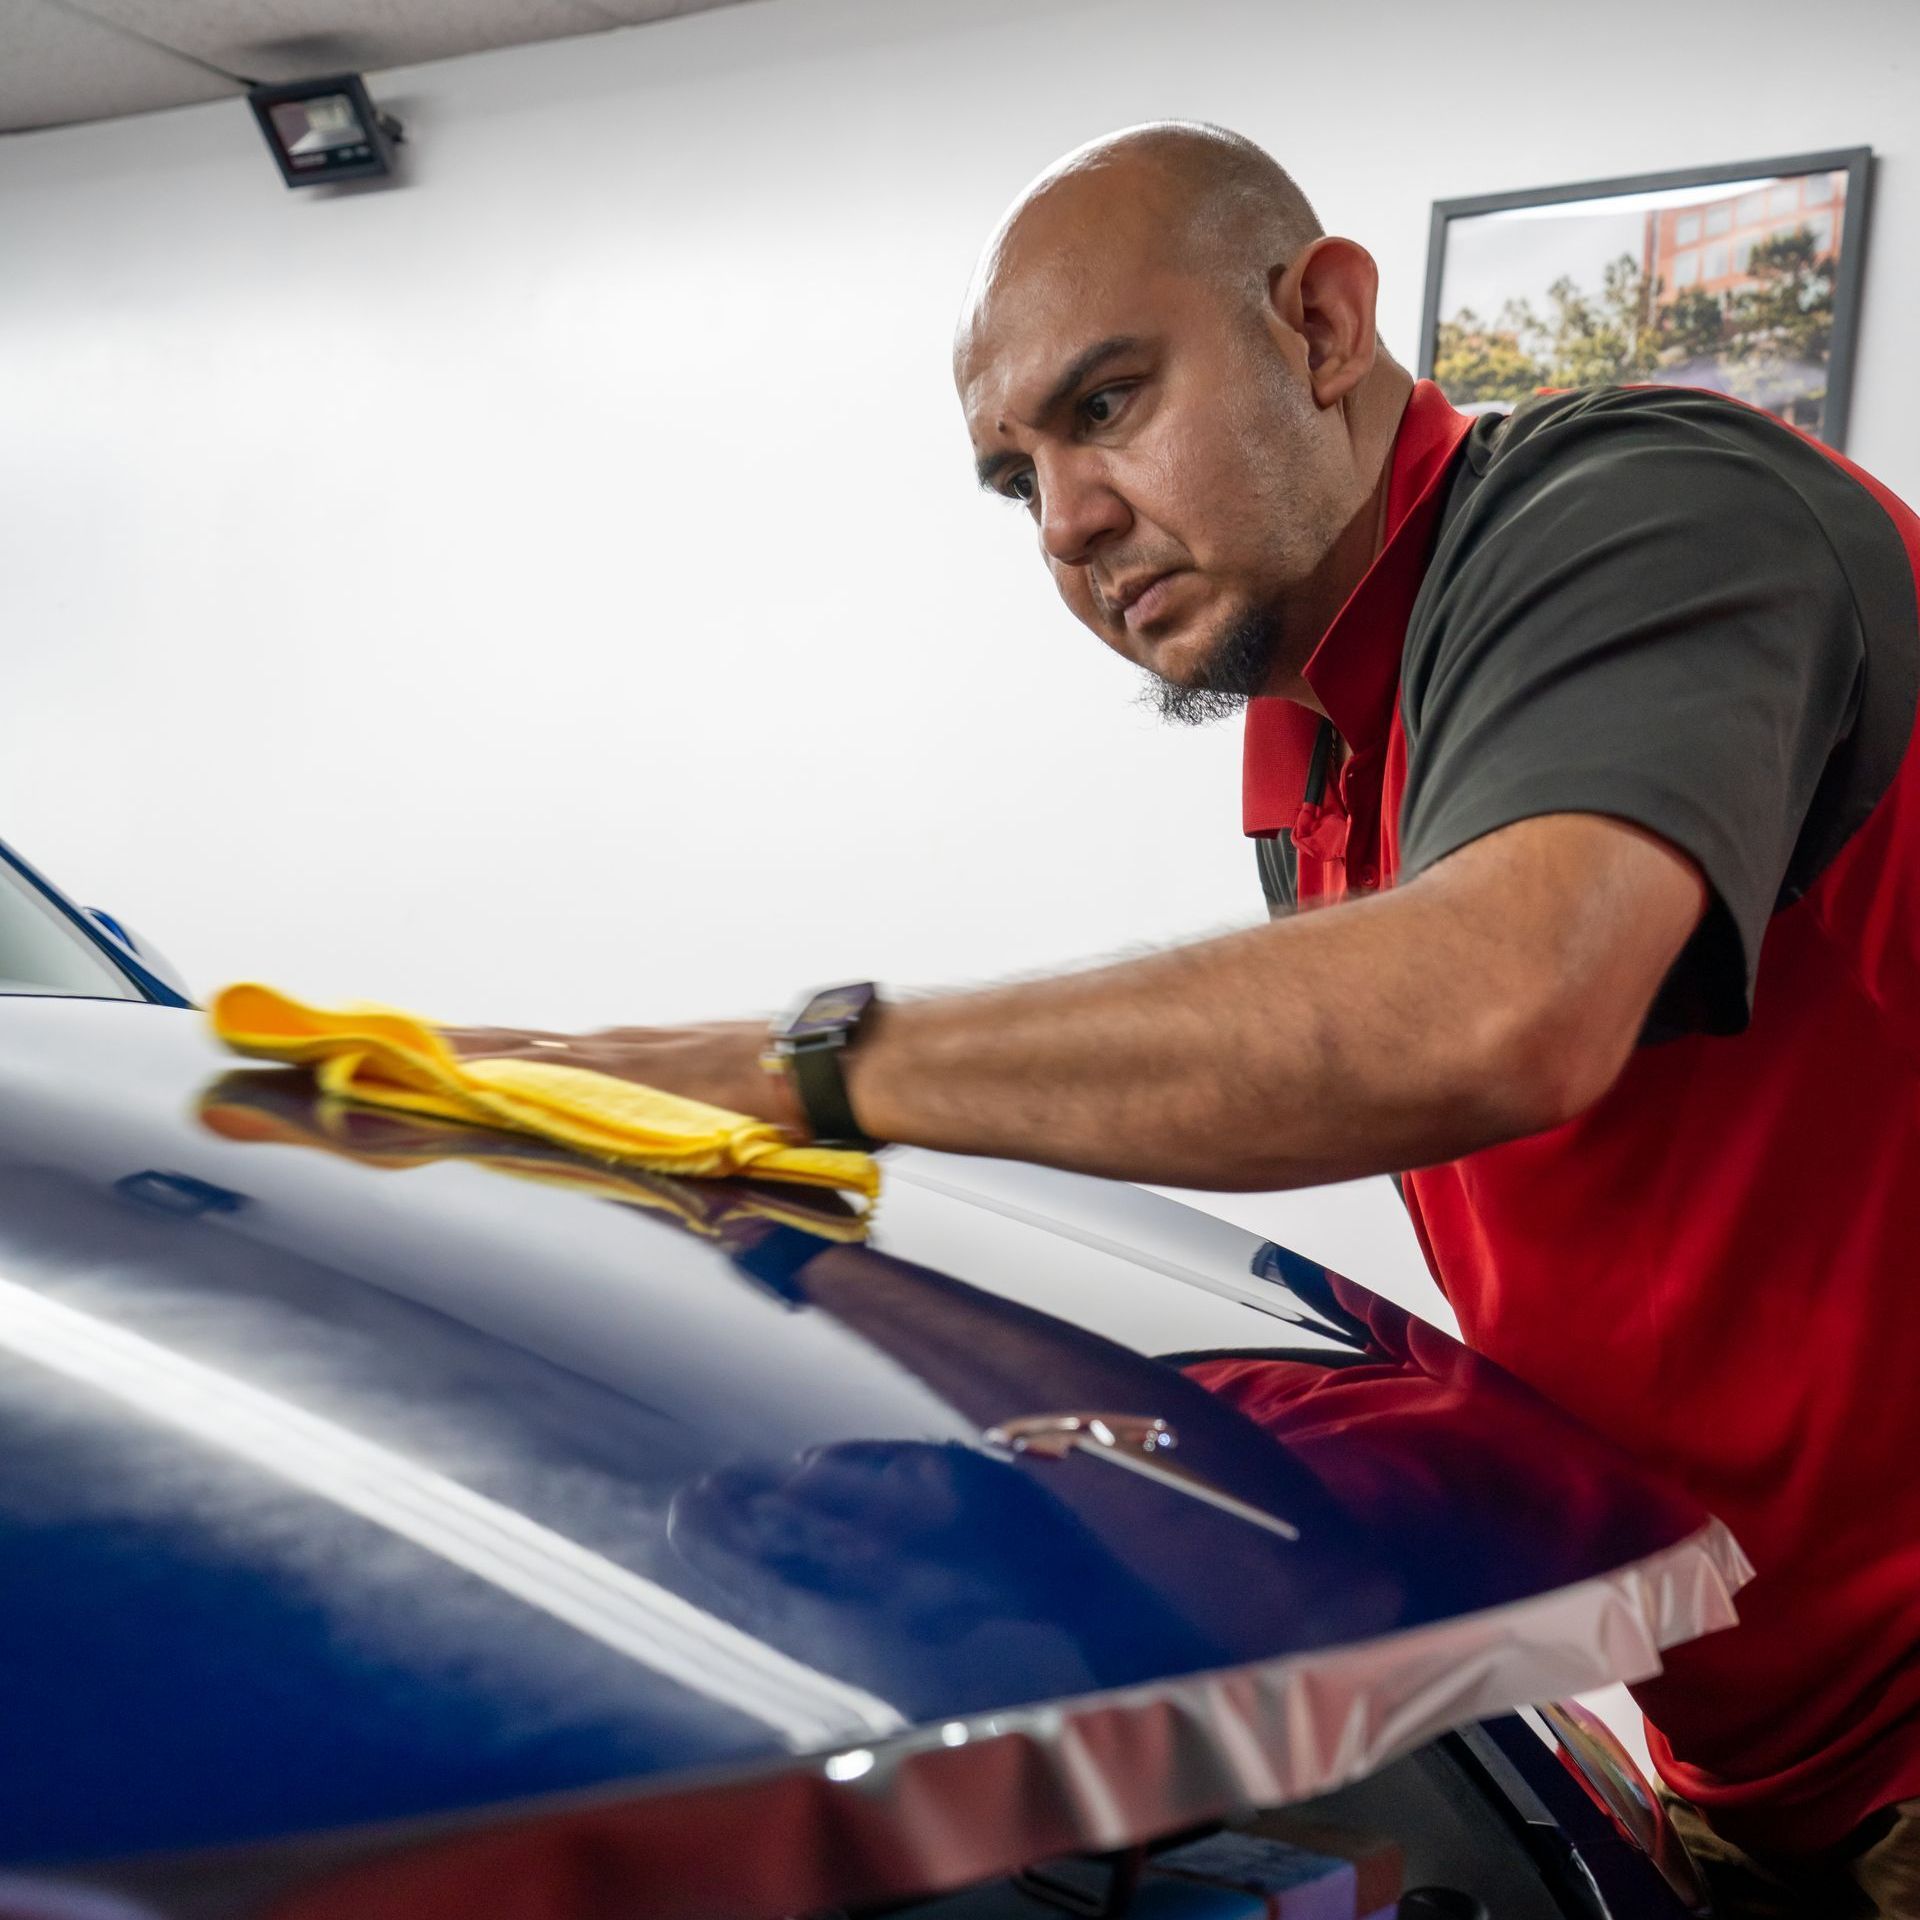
[762,982,881,1151]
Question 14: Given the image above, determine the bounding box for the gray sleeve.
[1399,399,1866,1035]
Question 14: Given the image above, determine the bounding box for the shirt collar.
[1242,380,1475,836]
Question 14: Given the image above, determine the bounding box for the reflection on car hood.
[0,999,1743,1916]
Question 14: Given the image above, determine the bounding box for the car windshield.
[0,854,144,1001]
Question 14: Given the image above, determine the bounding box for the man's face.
[955,190,1348,714]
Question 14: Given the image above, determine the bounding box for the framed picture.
[1418,148,1873,448]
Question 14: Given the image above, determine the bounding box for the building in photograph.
[1643,172,1844,306]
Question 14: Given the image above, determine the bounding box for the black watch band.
[766,983,880,1152]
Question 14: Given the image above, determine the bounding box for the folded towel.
[207,983,880,1203]
[199,1069,872,1242]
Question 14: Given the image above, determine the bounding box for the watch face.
[789,983,875,1040]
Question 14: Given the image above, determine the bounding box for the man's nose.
[1036,452,1129,568]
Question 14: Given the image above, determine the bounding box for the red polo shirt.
[1240,381,1920,1853]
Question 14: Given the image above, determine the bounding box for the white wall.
[4,0,1916,1316]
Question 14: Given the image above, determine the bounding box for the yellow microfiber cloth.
[197,1071,872,1242]
[207,983,881,1204]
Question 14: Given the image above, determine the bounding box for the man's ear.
[1268,238,1380,410]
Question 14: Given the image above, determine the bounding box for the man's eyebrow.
[973,334,1145,490]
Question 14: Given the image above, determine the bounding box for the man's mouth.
[1112,569,1191,631]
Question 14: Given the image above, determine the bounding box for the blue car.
[0,837,1740,1918]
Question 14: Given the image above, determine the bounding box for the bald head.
[953,122,1406,723]
[958,122,1323,362]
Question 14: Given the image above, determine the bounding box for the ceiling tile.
[0,0,761,134]
[593,0,723,20]
[0,0,238,131]
[57,0,710,86]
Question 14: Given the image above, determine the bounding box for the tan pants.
[1663,1794,1920,1918]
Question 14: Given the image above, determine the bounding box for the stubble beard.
[1137,600,1283,727]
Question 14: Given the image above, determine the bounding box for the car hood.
[0,999,1747,1918]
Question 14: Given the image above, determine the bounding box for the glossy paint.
[0,997,1711,1905]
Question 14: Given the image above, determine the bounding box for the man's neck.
[1265,359,1415,716]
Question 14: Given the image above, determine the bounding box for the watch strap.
[788,1039,876,1152]
[771,983,880,1152]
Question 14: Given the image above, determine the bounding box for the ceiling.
[0,0,756,133]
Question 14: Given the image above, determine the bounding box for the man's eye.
[1081,384,1131,426]
[1004,471,1037,505]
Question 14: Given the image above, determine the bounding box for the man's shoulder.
[1424,384,1894,601]
[1402,379,1897,715]
[1462,382,1829,498]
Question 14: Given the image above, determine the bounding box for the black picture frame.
[1418,147,1874,450]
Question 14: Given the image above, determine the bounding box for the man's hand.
[443,1019,810,1137]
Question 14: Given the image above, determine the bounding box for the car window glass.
[0,859,143,1000]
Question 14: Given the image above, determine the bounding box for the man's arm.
[455,810,1704,1191]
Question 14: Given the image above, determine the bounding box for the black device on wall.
[247,73,403,189]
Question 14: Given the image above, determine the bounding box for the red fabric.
[1239,384,1920,1854]
[1241,382,1474,850]
[1183,1274,1708,1596]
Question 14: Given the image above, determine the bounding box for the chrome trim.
[985,1413,1177,1459]
[986,1412,1301,1542]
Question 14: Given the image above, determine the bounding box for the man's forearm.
[843,812,1706,1189]
[846,887,1538,1189]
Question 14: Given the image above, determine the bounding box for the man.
[460,125,1920,1913]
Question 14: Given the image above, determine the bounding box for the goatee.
[1139,606,1281,726]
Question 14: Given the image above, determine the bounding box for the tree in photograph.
[1432,225,1837,427]
[1431,301,1547,402]
[1436,254,1663,406]
[1537,254,1661,388]
[1728,228,1834,368]
[1661,287,1728,363]
[1717,227,1837,426]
